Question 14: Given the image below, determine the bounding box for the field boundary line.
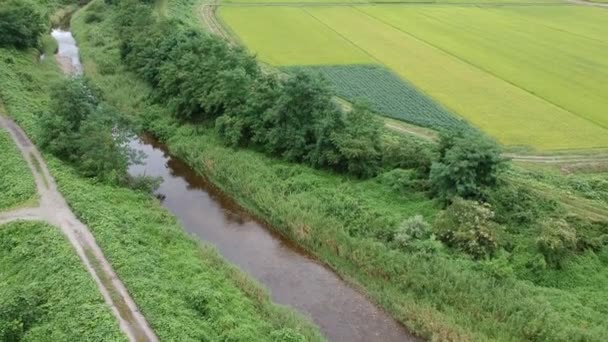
[495,9,608,46]
[301,7,384,64]
[220,2,575,7]
[353,6,608,131]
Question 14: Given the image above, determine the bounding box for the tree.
[0,0,46,49]
[330,104,383,177]
[429,131,505,203]
[38,78,138,184]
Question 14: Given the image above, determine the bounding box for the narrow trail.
[0,115,158,342]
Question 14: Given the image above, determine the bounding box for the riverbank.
[71,1,608,341]
[0,5,323,342]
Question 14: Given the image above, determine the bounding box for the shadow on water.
[129,135,419,342]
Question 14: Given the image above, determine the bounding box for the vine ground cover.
[219,4,608,151]
[0,128,37,210]
[0,222,125,341]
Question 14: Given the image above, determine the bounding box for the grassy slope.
[0,128,37,211]
[0,7,323,342]
[73,1,608,340]
[0,222,125,341]
[219,5,608,150]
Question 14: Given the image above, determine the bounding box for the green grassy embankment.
[71,1,608,340]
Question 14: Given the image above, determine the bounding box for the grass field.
[0,127,37,211]
[219,5,608,151]
[0,221,125,341]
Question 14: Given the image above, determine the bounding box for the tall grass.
[0,222,125,341]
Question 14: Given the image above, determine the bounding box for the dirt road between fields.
[566,0,608,8]
[0,115,158,342]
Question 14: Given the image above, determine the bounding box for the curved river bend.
[52,29,418,342]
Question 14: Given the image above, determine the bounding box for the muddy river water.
[53,29,417,342]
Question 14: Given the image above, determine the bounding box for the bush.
[489,183,558,226]
[378,168,426,194]
[394,215,432,248]
[0,0,46,49]
[536,218,578,268]
[430,131,505,204]
[434,197,502,258]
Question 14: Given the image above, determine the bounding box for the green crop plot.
[220,5,608,151]
[286,64,468,131]
[0,128,36,210]
[218,7,372,66]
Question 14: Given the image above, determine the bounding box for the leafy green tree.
[0,0,46,49]
[330,105,383,177]
[38,78,137,184]
[430,131,505,203]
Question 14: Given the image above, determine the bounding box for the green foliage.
[381,132,435,175]
[394,215,432,247]
[0,222,125,341]
[434,197,502,258]
[0,0,46,49]
[0,129,37,210]
[430,131,505,203]
[489,182,558,226]
[286,65,468,131]
[536,218,578,268]
[37,77,137,184]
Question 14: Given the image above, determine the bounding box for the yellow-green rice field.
[219,4,608,151]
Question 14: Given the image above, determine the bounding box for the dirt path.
[566,0,608,8]
[0,115,158,342]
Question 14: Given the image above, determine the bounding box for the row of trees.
[115,1,389,178]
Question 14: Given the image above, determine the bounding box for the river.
[52,29,418,342]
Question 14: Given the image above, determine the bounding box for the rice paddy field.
[219,4,608,151]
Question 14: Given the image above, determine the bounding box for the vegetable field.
[220,4,608,151]
[286,64,468,131]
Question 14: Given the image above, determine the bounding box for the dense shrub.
[430,131,505,204]
[0,0,46,49]
[394,215,432,248]
[536,218,578,268]
[489,183,558,226]
[434,197,502,258]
